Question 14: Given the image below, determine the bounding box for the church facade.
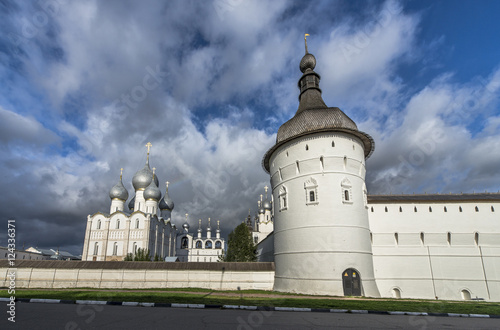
[82,145,225,262]
[254,37,500,301]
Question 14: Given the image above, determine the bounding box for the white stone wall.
[269,131,379,297]
[369,200,500,301]
[0,267,274,291]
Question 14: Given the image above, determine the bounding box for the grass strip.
[2,289,500,315]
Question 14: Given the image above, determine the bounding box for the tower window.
[475,206,479,212]
[420,232,425,245]
[113,242,118,256]
[474,232,479,246]
[215,241,222,249]
[196,241,202,248]
[414,206,417,212]
[304,178,318,205]
[399,207,402,212]
[93,242,99,256]
[459,206,462,212]
[444,206,447,212]
[332,141,335,147]
[394,233,399,245]
[447,232,452,245]
[181,237,189,249]
[205,241,212,249]
[305,144,309,151]
[116,220,120,229]
[136,219,140,229]
[429,206,432,212]
[341,178,353,205]
[97,220,101,229]
[492,206,495,212]
[385,206,388,212]
[371,207,374,212]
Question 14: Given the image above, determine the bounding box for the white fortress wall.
[368,198,500,301]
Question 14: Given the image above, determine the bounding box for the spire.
[207,217,211,229]
[217,220,220,230]
[198,219,202,233]
[264,185,269,200]
[120,168,124,180]
[297,34,327,113]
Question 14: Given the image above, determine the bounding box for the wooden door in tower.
[342,268,361,296]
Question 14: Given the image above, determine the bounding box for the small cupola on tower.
[206,218,212,239]
[109,168,129,213]
[216,220,221,239]
[144,168,161,215]
[197,218,202,238]
[159,181,175,219]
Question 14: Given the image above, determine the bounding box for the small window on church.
[215,241,222,249]
[371,207,374,212]
[196,241,202,248]
[491,206,495,212]
[205,241,212,249]
[116,220,120,229]
[444,206,447,212]
[345,190,350,201]
[305,144,309,151]
[394,233,399,245]
[113,242,118,256]
[341,178,352,205]
[136,219,139,229]
[414,206,417,212]
[279,186,288,211]
[475,206,479,212]
[133,242,137,254]
[420,232,425,245]
[93,242,99,256]
[447,232,452,245]
[474,232,479,246]
[310,191,315,202]
[97,220,101,230]
[332,141,335,147]
[385,206,388,212]
[429,206,432,212]
[459,206,462,212]
[399,206,402,212]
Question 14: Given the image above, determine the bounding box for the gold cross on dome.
[152,167,156,175]
[145,142,152,154]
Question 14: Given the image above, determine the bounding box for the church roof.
[263,40,374,172]
[368,192,500,203]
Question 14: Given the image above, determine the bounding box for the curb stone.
[9,298,499,319]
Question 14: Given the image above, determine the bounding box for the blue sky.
[1,0,499,254]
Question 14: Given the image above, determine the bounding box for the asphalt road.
[1,302,499,329]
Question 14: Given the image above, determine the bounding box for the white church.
[249,37,500,301]
[81,143,225,262]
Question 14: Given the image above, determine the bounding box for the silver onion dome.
[258,207,265,214]
[132,159,159,191]
[159,183,175,211]
[144,177,161,201]
[263,200,272,211]
[300,53,316,73]
[182,223,190,230]
[109,176,129,201]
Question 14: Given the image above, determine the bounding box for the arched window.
[113,242,118,256]
[116,220,120,229]
[475,206,479,212]
[320,156,324,171]
[279,185,287,211]
[215,241,222,249]
[205,241,212,249]
[420,232,425,245]
[370,232,373,244]
[447,232,452,245]
[136,219,140,229]
[133,242,137,254]
[332,141,335,147]
[97,220,101,229]
[195,240,202,248]
[385,206,388,212]
[93,242,99,255]
[341,178,352,204]
[305,144,309,151]
[461,289,471,300]
[399,206,402,212]
[492,206,495,212]
[414,206,417,212]
[444,206,447,212]
[429,206,432,212]
[394,233,399,245]
[459,206,462,212]
[474,232,479,246]
[392,288,401,299]
[371,207,374,212]
[305,177,318,205]
[181,237,189,249]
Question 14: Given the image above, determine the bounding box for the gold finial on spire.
[217,220,220,229]
[120,168,124,180]
[152,167,156,175]
[260,194,263,202]
[199,219,202,229]
[165,181,169,191]
[145,142,152,161]
[304,33,310,54]
[185,213,188,222]
[264,185,268,199]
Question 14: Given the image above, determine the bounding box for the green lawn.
[2,288,500,315]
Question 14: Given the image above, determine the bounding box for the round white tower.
[262,36,379,297]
